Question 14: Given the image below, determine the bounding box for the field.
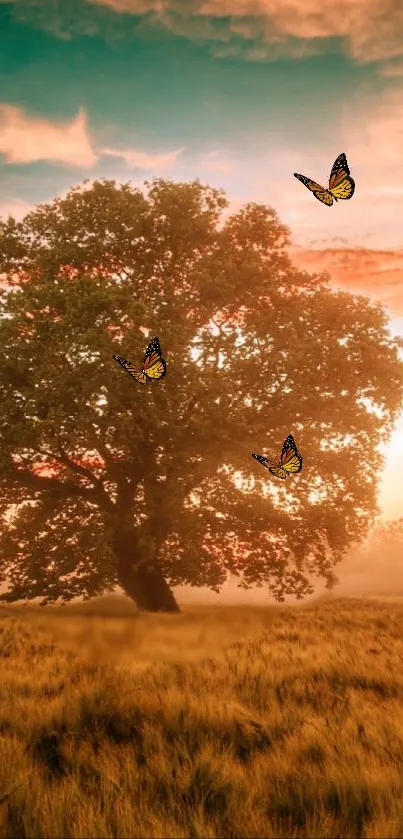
[0,596,403,838]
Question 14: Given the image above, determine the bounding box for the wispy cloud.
[290,246,403,317]
[89,0,164,9]
[87,0,403,63]
[200,150,232,173]
[0,103,186,174]
[0,104,97,167]
[100,145,185,170]
[2,0,402,64]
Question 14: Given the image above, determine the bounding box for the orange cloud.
[88,0,403,64]
[290,245,403,316]
[0,104,97,167]
[100,145,185,170]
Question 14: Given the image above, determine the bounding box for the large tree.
[0,178,402,611]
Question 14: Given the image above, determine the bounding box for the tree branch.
[3,466,96,500]
[54,445,104,487]
[54,445,116,513]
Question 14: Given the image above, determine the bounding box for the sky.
[1,0,403,522]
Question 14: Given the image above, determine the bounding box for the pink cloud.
[289,245,403,317]
[0,104,97,167]
[100,145,185,170]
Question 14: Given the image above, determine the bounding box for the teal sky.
[0,0,400,244]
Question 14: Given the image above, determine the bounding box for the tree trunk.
[112,524,180,612]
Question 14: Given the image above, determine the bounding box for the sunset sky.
[1,0,403,520]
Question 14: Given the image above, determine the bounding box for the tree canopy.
[0,177,402,610]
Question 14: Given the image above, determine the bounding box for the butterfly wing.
[293,173,333,206]
[269,466,288,480]
[252,453,278,471]
[113,355,147,385]
[143,352,167,380]
[328,153,355,201]
[144,337,162,361]
[281,435,297,458]
[143,336,166,381]
[280,435,303,475]
[252,453,288,479]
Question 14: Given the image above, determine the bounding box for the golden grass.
[1,596,403,837]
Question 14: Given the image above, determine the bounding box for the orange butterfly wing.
[328,153,355,200]
[293,173,333,206]
[113,355,147,385]
[113,336,166,386]
[280,435,303,474]
[143,337,166,381]
[269,466,287,480]
[252,453,287,479]
[252,453,278,470]
[144,337,163,361]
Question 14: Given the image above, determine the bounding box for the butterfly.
[252,434,302,480]
[113,337,166,386]
[293,153,355,206]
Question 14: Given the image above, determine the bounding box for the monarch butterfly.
[113,336,166,386]
[252,434,302,480]
[293,153,355,206]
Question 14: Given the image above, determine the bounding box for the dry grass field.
[0,595,403,838]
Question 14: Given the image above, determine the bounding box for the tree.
[0,178,402,611]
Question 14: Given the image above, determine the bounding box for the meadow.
[0,595,403,838]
